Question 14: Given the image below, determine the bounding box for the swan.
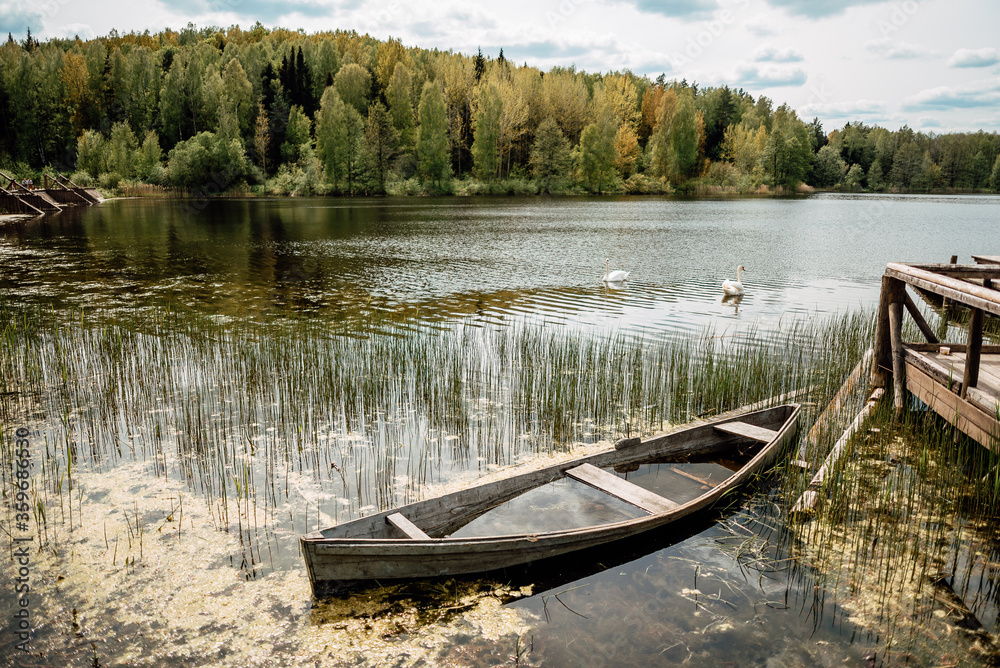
[603,259,629,283]
[722,265,746,296]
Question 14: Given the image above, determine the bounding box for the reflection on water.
[4,194,999,341]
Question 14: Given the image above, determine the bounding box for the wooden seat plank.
[564,463,679,515]
[386,512,431,540]
[714,420,779,443]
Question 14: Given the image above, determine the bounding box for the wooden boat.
[300,403,799,592]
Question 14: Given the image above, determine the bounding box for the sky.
[2,0,999,134]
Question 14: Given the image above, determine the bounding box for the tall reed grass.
[0,302,873,575]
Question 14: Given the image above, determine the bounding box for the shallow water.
[3,193,1000,666]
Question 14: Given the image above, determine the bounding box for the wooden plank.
[903,348,962,393]
[792,388,884,512]
[907,343,1000,354]
[669,467,720,488]
[714,420,779,443]
[968,386,1000,418]
[886,263,1000,317]
[386,512,431,540]
[905,362,999,451]
[973,255,1000,265]
[564,463,679,515]
[908,263,1000,278]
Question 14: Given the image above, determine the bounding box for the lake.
[2,193,999,667]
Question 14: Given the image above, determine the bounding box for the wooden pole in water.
[888,301,906,418]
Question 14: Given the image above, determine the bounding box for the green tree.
[471,83,502,184]
[386,63,415,150]
[761,104,812,189]
[364,101,398,194]
[530,117,571,193]
[811,144,847,187]
[316,86,365,192]
[970,150,989,190]
[990,153,1000,192]
[280,105,311,163]
[334,63,371,115]
[843,163,864,191]
[137,130,163,181]
[107,121,139,178]
[76,129,107,177]
[416,81,450,188]
[649,88,700,181]
[578,106,617,193]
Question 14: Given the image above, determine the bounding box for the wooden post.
[872,275,894,388]
[942,254,958,312]
[961,307,984,400]
[889,301,906,418]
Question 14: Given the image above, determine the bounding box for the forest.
[2,24,1000,197]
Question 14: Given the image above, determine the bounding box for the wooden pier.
[872,258,1000,450]
[0,170,103,216]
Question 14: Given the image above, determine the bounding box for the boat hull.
[301,404,799,590]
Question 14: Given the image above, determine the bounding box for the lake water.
[4,193,998,339]
[2,193,1000,667]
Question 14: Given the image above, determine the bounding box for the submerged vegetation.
[1,26,999,200]
[2,299,1000,664]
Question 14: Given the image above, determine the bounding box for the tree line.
[2,25,999,196]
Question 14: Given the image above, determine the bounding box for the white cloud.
[800,99,888,119]
[753,45,803,62]
[865,38,933,59]
[744,17,776,37]
[948,47,1000,68]
[731,62,807,87]
[904,79,1000,110]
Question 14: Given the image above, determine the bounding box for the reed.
[0,301,872,577]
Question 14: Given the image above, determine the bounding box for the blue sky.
[3,0,999,133]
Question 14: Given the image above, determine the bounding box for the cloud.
[0,1,47,36]
[154,0,332,25]
[800,99,888,120]
[917,117,941,128]
[744,17,776,37]
[731,62,807,87]
[624,0,718,19]
[948,47,1000,68]
[865,38,933,59]
[904,79,1000,110]
[753,45,803,62]
[765,0,889,18]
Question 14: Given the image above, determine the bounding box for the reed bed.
[1,303,871,577]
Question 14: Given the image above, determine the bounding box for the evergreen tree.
[364,101,398,194]
[530,117,571,193]
[990,154,1000,192]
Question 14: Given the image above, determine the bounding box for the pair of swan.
[722,265,746,296]
[602,260,746,296]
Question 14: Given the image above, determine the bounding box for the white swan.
[603,259,629,283]
[722,265,746,296]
